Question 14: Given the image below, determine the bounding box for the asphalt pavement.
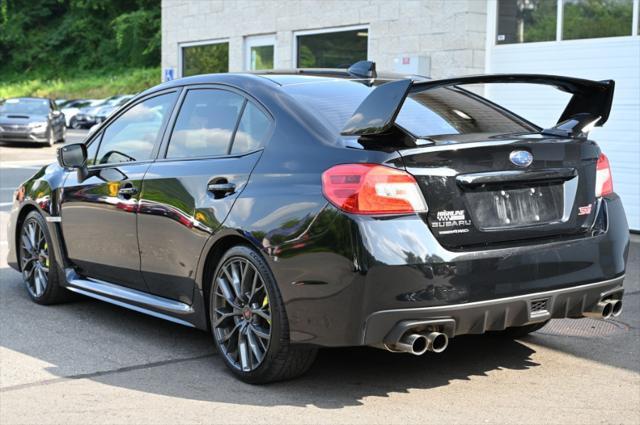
[0,132,638,424]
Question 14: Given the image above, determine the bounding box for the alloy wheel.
[20,219,50,298]
[213,257,272,372]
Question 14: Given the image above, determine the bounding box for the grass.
[0,68,161,100]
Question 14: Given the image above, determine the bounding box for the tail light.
[595,153,613,197]
[321,164,427,215]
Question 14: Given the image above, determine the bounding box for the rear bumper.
[363,275,624,345]
[279,195,628,347]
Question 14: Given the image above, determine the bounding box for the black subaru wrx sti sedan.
[7,62,629,383]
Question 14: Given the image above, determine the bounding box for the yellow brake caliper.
[262,294,270,325]
[44,243,49,267]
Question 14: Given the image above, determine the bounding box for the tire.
[70,119,80,129]
[46,129,54,147]
[19,211,70,305]
[495,320,550,339]
[58,126,66,144]
[209,245,318,384]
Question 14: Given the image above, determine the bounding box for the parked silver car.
[0,97,66,146]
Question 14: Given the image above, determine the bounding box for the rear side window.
[284,80,534,138]
[167,89,244,159]
[231,101,271,154]
[95,92,177,165]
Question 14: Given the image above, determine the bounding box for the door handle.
[207,181,236,198]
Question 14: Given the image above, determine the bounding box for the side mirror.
[57,143,87,169]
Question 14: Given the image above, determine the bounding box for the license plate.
[465,184,564,230]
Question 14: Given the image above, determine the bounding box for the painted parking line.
[1,162,50,169]
[1,165,49,171]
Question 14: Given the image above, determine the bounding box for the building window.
[496,0,557,44]
[562,0,634,40]
[295,27,368,68]
[496,0,639,45]
[245,35,276,71]
[181,42,229,77]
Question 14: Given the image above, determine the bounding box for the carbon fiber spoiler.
[341,74,615,138]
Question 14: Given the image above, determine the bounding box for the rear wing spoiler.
[341,74,615,138]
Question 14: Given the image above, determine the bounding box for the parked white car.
[61,99,101,128]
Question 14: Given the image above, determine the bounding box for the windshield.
[0,98,50,115]
[283,80,535,138]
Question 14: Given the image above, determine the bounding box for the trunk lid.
[399,133,600,248]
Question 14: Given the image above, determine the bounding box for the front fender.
[7,163,68,272]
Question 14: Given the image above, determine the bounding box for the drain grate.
[538,318,629,338]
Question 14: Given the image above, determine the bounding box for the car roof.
[147,68,430,94]
[255,69,430,85]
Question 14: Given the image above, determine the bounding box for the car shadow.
[0,267,541,408]
[3,250,639,408]
[0,141,52,148]
[89,335,540,409]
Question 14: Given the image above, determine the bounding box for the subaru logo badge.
[509,150,533,167]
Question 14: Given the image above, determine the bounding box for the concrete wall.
[161,0,487,78]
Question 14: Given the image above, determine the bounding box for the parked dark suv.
[7,62,628,383]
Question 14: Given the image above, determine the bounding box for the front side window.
[85,136,100,166]
[167,89,244,159]
[496,0,557,44]
[231,102,272,154]
[182,42,229,77]
[563,0,633,40]
[296,28,368,68]
[95,92,177,165]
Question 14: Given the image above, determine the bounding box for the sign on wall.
[163,68,175,82]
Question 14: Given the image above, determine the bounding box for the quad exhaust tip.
[395,333,429,356]
[584,299,622,320]
[426,332,449,353]
[389,331,449,355]
[610,299,622,317]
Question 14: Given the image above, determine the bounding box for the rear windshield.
[283,80,535,138]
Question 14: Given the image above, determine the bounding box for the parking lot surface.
[1,133,639,424]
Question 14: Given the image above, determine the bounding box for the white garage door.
[485,1,640,231]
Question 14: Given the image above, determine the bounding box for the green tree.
[0,0,160,78]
